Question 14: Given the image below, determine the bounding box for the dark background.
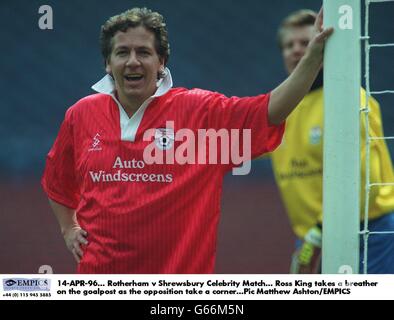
[1,0,393,274]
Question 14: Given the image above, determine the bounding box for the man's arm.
[49,199,88,263]
[268,8,334,125]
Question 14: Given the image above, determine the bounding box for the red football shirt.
[42,73,284,273]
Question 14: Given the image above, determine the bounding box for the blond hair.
[277,9,317,48]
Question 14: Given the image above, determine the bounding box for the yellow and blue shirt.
[270,88,394,238]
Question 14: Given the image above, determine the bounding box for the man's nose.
[292,42,305,56]
[126,51,141,67]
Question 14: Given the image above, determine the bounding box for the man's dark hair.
[100,7,170,66]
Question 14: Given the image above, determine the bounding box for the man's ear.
[105,63,111,75]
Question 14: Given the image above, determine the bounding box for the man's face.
[106,26,164,106]
[281,25,315,74]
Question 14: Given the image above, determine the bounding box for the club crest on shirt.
[155,128,175,150]
[309,126,322,145]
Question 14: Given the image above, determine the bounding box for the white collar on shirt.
[90,68,173,142]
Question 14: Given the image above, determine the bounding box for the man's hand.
[290,226,322,274]
[268,7,333,125]
[63,225,88,263]
[48,199,88,263]
[305,7,334,66]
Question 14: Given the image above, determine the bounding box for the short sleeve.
[41,108,80,209]
[205,91,285,159]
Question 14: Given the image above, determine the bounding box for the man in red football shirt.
[42,7,332,273]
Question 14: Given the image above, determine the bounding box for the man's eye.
[139,51,151,56]
[116,51,127,56]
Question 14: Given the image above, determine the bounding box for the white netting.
[361,0,394,274]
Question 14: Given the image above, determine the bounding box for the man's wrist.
[302,51,322,68]
[61,223,80,236]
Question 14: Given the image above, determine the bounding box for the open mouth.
[124,74,144,82]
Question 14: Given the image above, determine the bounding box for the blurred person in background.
[269,9,394,274]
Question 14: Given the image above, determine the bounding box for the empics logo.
[4,279,17,287]
[3,278,51,292]
[88,133,102,151]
